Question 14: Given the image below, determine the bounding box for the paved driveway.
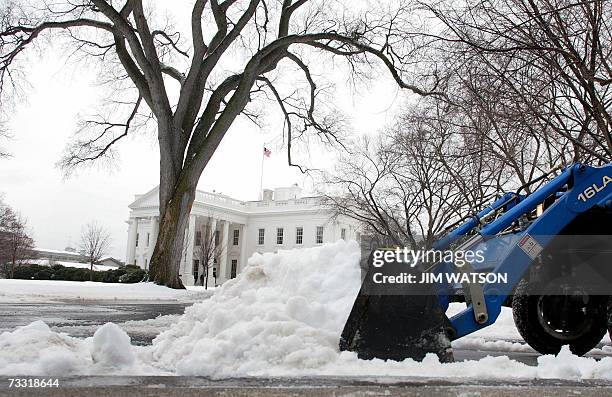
[1,376,612,397]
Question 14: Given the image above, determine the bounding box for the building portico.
[125,185,360,286]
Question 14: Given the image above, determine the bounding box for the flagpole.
[259,144,265,200]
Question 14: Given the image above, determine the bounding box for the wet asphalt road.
[1,376,612,397]
[0,302,190,345]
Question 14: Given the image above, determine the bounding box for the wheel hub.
[536,289,595,341]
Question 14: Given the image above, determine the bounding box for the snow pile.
[144,240,612,379]
[91,323,136,369]
[119,314,184,336]
[0,321,90,376]
[0,321,155,375]
[149,240,362,376]
[2,240,612,380]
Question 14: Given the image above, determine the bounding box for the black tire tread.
[512,279,607,356]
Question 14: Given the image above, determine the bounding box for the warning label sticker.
[518,234,543,260]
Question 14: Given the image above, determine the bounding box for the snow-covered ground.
[1,240,612,379]
[0,279,213,303]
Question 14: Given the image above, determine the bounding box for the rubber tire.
[512,279,608,356]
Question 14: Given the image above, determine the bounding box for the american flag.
[263,147,271,157]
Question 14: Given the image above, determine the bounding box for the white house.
[125,184,361,287]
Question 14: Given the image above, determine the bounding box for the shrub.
[12,263,146,283]
[118,266,146,283]
[13,264,45,279]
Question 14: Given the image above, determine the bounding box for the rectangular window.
[145,259,148,269]
[214,230,220,245]
[146,233,150,247]
[341,228,346,240]
[195,231,202,246]
[316,226,324,244]
[355,232,361,242]
[276,228,284,245]
[296,227,303,245]
[258,228,265,245]
[233,229,239,246]
[231,259,238,279]
[193,260,200,276]
[135,233,139,247]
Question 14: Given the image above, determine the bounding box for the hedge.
[12,264,146,283]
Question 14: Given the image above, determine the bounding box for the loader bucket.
[339,250,454,362]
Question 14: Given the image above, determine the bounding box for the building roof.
[32,248,84,257]
[98,257,125,267]
[128,185,329,218]
[30,249,124,269]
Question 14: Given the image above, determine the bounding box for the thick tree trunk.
[148,175,198,289]
[147,98,245,289]
[205,264,209,290]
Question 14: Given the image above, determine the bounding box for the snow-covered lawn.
[0,279,213,303]
[1,240,612,380]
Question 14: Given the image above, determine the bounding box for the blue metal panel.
[447,163,612,339]
[479,165,574,237]
[433,192,517,251]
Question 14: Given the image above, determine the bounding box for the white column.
[147,216,159,269]
[219,220,230,281]
[239,224,249,271]
[208,217,217,284]
[126,217,138,265]
[182,214,196,286]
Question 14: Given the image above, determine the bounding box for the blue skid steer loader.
[340,163,612,362]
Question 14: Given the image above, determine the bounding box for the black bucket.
[339,249,454,362]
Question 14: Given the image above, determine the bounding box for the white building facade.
[125,185,360,287]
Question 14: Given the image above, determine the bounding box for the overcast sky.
[0,2,407,260]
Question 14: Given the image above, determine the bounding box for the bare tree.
[0,199,34,278]
[322,135,464,250]
[445,72,566,192]
[423,0,612,163]
[323,99,515,249]
[328,0,588,241]
[0,128,9,158]
[0,0,442,288]
[323,136,422,248]
[178,216,225,288]
[79,220,112,278]
[403,81,565,195]
[193,220,225,289]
